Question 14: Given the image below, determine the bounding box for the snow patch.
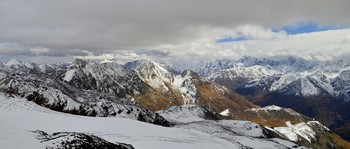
[272,122,317,143]
[249,105,282,112]
[300,77,320,96]
[63,69,76,82]
[220,109,230,116]
[157,105,208,123]
[174,71,197,104]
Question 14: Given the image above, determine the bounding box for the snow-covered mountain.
[195,56,350,141]
[1,58,350,148]
[125,60,178,92]
[0,58,256,126]
[124,59,257,112]
[198,56,350,100]
[0,59,170,126]
[0,58,255,125]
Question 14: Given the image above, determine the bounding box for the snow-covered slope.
[157,104,220,123]
[269,121,330,143]
[173,70,199,104]
[176,120,305,149]
[215,104,350,148]
[0,95,305,149]
[157,104,312,149]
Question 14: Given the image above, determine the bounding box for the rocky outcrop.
[33,130,135,149]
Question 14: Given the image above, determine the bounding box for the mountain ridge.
[1,57,350,148]
[194,56,350,141]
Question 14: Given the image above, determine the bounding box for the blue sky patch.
[216,34,250,43]
[275,22,340,35]
[216,22,341,43]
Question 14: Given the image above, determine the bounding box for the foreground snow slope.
[157,105,307,148]
[0,95,307,149]
[0,95,238,149]
[0,122,43,149]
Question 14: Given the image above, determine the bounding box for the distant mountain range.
[1,56,350,148]
[196,56,350,141]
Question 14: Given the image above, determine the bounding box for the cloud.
[135,49,170,57]
[29,47,49,55]
[0,42,90,57]
[11,27,347,69]
[161,28,350,65]
[0,42,32,56]
[1,0,350,52]
[0,0,349,66]
[233,25,287,40]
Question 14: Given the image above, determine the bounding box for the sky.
[0,0,350,66]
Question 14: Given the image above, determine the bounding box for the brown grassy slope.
[327,133,350,149]
[227,109,312,127]
[336,121,350,143]
[187,70,257,113]
[134,84,183,111]
[195,82,257,113]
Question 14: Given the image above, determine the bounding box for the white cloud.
[0,0,349,54]
[75,53,115,60]
[29,47,49,55]
[234,25,287,40]
[1,24,350,67]
[150,27,350,67]
[0,0,349,66]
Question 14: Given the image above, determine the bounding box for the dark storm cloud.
[0,0,349,56]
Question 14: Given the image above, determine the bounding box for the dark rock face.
[33,130,135,149]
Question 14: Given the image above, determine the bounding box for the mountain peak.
[73,58,92,68]
[237,56,260,66]
[100,59,112,64]
[6,58,23,66]
[238,55,258,61]
[285,56,306,64]
[125,59,179,74]
[180,69,198,78]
